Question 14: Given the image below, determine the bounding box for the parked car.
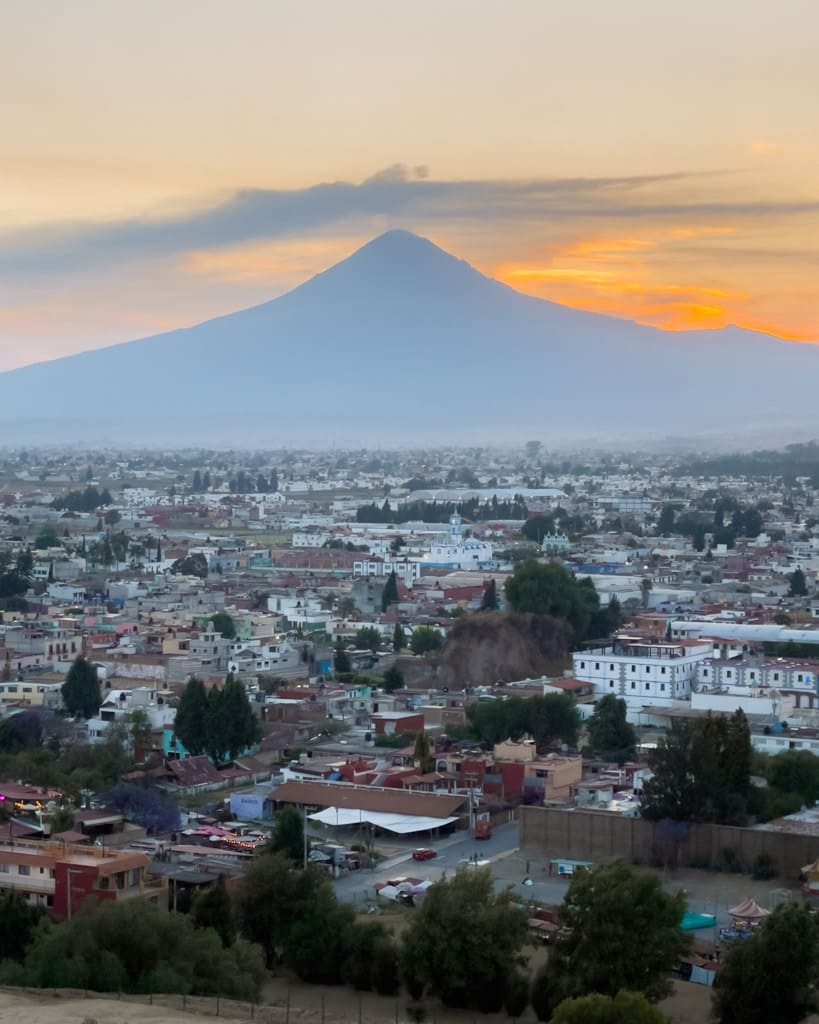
[412,848,437,861]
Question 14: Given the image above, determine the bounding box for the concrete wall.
[521,806,819,881]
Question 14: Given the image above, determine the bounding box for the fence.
[0,984,515,1024]
[520,806,819,879]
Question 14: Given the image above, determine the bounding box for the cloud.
[7,165,810,280]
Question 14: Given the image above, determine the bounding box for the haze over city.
[3,0,819,376]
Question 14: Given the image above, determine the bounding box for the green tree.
[548,861,689,1003]
[413,731,434,774]
[355,626,382,652]
[190,875,236,946]
[267,806,305,864]
[409,625,442,655]
[381,570,399,612]
[641,711,752,824]
[16,899,264,999]
[209,611,236,639]
[0,890,45,962]
[392,622,406,652]
[657,504,676,535]
[284,883,356,985]
[173,676,210,756]
[15,546,34,581]
[521,515,555,543]
[480,578,499,611]
[466,697,530,746]
[527,693,581,749]
[504,561,600,644]
[766,749,819,806]
[382,666,405,692]
[218,674,261,761]
[550,990,671,1024]
[61,655,101,718]
[170,553,208,578]
[34,526,60,549]
[712,904,819,1024]
[333,642,351,674]
[236,855,330,968]
[401,868,528,1010]
[504,970,530,1020]
[586,695,637,763]
[789,568,808,597]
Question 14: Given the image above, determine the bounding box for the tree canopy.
[766,749,819,807]
[400,867,528,1011]
[504,561,613,645]
[173,675,260,763]
[712,904,819,1024]
[266,806,305,864]
[209,611,236,639]
[789,567,808,597]
[381,570,399,611]
[8,899,264,999]
[641,711,752,824]
[539,861,689,1011]
[61,656,102,719]
[549,990,671,1024]
[409,625,443,655]
[466,693,580,750]
[355,626,382,652]
[586,695,637,763]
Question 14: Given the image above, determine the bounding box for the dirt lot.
[0,982,716,1024]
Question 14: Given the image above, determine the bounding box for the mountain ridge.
[1,230,817,445]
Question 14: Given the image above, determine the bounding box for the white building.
[573,636,711,710]
[417,515,493,570]
[352,559,420,582]
[87,687,175,744]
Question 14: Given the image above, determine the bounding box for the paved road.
[335,821,521,903]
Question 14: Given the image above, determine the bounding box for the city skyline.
[2,0,818,371]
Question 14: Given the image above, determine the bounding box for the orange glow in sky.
[0,0,818,370]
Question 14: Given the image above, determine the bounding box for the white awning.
[308,807,457,834]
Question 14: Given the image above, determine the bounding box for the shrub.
[751,852,777,880]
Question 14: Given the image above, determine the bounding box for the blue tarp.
[681,912,717,931]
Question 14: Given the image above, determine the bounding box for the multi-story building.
[0,838,161,914]
[573,635,711,709]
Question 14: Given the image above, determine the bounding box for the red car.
[412,848,437,861]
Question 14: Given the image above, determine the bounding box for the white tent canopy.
[308,807,458,834]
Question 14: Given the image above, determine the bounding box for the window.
[701,669,708,677]
[661,667,667,675]
[773,673,780,682]
[798,674,804,683]
[594,663,600,670]
[18,864,30,876]
[646,667,651,674]
[0,863,8,873]
[726,670,732,679]
[580,661,585,669]
[749,672,755,680]
[660,684,666,692]
[630,681,635,689]
[609,681,615,688]
[630,665,636,673]
[645,683,650,690]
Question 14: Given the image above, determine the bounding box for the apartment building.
[573,635,711,708]
[0,838,160,915]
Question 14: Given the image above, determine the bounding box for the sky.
[2,0,818,371]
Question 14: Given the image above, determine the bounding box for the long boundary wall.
[520,806,819,880]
